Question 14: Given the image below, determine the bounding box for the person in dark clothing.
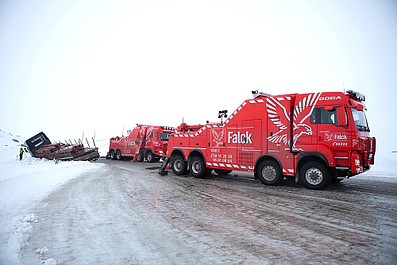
[19,147,23,161]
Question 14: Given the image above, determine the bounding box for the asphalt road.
[21,159,397,264]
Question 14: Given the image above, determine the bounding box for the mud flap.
[159,157,170,176]
[295,173,302,187]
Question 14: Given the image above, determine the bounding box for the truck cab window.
[310,107,338,126]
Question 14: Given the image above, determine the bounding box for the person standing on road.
[19,147,24,161]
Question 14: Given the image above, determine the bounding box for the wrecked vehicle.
[25,132,99,161]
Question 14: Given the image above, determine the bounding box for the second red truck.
[108,125,173,162]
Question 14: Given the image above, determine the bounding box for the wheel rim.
[305,168,323,185]
[147,154,152,161]
[192,161,201,174]
[262,166,276,181]
[174,160,182,171]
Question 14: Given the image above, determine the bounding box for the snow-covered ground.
[0,130,103,265]
[364,153,397,179]
[0,128,396,264]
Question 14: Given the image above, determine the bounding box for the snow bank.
[363,153,397,179]
[0,129,103,265]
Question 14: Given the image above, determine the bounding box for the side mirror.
[336,107,348,127]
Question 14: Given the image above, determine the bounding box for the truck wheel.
[136,152,144,162]
[190,156,210,178]
[146,150,155,163]
[116,149,122,160]
[214,169,232,175]
[300,161,330,190]
[172,155,187,175]
[110,149,116,160]
[257,160,283,185]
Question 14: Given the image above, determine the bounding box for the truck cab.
[299,91,375,180]
[143,126,173,162]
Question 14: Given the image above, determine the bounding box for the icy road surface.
[21,159,397,264]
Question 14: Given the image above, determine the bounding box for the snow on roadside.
[362,153,397,179]
[0,130,104,265]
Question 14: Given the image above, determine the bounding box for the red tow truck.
[159,90,376,189]
[108,124,173,162]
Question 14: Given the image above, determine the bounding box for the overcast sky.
[0,0,396,155]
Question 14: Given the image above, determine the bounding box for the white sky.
[0,0,396,155]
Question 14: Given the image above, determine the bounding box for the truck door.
[309,106,350,167]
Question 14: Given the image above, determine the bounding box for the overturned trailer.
[25,132,99,161]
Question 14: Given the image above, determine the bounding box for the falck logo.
[325,133,334,142]
[266,93,321,150]
[211,129,225,147]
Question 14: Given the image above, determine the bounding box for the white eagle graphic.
[145,126,154,144]
[211,129,225,147]
[266,93,321,150]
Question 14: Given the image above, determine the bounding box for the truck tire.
[172,155,187,175]
[190,156,211,178]
[116,149,122,160]
[257,160,283,185]
[300,161,330,190]
[136,151,144,162]
[146,150,155,163]
[109,149,116,160]
[214,169,232,175]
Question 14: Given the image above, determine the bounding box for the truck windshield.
[352,108,369,132]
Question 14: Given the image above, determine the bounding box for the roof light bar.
[346,90,365,102]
